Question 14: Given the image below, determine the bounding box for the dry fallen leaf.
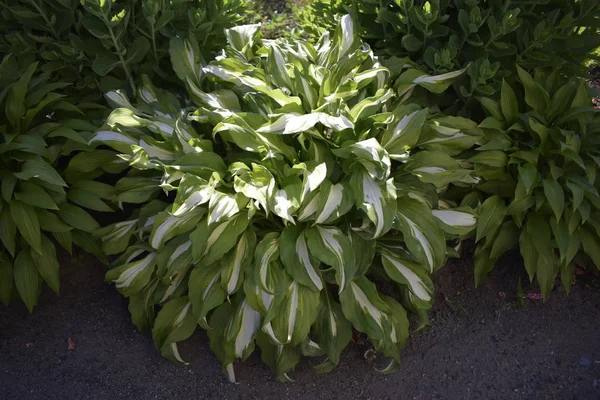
[68,337,76,351]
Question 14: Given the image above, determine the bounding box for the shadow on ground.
[1,249,599,400]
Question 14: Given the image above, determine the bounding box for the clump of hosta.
[468,66,600,298]
[92,16,476,382]
[0,56,109,311]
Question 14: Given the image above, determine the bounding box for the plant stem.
[29,0,59,39]
[102,13,136,94]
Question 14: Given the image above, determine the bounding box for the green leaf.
[306,225,356,293]
[314,293,351,369]
[10,201,42,254]
[6,62,37,127]
[580,226,600,271]
[57,203,100,233]
[189,262,226,325]
[500,79,518,123]
[0,206,17,256]
[475,196,506,242]
[14,159,67,187]
[13,249,40,312]
[542,179,565,221]
[0,253,14,305]
[30,234,60,293]
[516,66,548,114]
[256,332,301,383]
[14,182,58,210]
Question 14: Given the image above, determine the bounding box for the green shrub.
[298,0,600,113]
[0,56,108,311]
[0,0,248,311]
[91,16,477,381]
[467,67,600,299]
[0,0,247,95]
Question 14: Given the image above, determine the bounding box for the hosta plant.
[93,17,477,381]
[0,55,108,311]
[299,0,600,112]
[469,66,600,299]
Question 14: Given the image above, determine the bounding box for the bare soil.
[1,248,599,400]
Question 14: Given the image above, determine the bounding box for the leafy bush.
[0,0,247,95]
[468,67,600,299]
[91,16,477,381]
[298,0,600,112]
[0,56,108,311]
[0,0,248,311]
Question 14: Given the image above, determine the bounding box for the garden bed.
[1,250,598,400]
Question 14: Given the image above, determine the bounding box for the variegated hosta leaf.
[395,198,446,273]
[267,280,320,345]
[280,225,323,292]
[252,232,281,294]
[149,207,206,250]
[94,219,138,255]
[338,276,391,341]
[190,211,250,265]
[306,225,356,293]
[105,252,157,297]
[350,170,396,239]
[334,138,391,181]
[314,293,352,370]
[270,183,301,224]
[220,229,256,295]
[403,151,474,187]
[171,174,214,217]
[314,180,354,224]
[233,164,275,214]
[152,297,196,364]
[223,298,262,360]
[432,209,477,236]
[380,106,427,155]
[298,162,327,202]
[188,262,226,328]
[380,250,433,308]
[243,271,286,325]
[207,192,248,225]
[395,67,466,98]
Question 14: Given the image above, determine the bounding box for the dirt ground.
[1,248,599,400]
